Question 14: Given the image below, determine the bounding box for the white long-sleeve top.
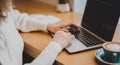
[0,9,62,65]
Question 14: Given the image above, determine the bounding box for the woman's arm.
[12,10,60,32]
[25,31,74,65]
[24,41,62,65]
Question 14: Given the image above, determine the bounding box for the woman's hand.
[47,22,79,33]
[52,31,74,49]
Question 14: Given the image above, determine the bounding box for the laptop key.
[76,28,104,47]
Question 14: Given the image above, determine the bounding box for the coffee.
[104,42,120,52]
[102,42,120,63]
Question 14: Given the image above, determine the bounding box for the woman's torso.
[0,11,24,65]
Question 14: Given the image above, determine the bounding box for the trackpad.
[65,38,87,53]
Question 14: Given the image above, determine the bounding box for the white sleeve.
[12,10,60,32]
[24,41,62,65]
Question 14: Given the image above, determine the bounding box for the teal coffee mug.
[102,42,120,63]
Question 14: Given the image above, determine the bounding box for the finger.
[67,32,71,35]
[65,32,71,37]
[61,28,69,32]
[56,31,64,35]
[55,22,80,32]
[56,22,73,28]
[61,22,80,31]
[68,35,75,41]
[70,24,80,31]
[54,28,63,33]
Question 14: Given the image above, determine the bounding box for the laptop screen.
[81,0,119,41]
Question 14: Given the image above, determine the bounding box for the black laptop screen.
[81,0,119,41]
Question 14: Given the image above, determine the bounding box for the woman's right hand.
[52,31,74,49]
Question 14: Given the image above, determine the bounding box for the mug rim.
[103,42,120,52]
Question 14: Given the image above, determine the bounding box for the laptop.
[48,0,119,53]
[64,0,120,53]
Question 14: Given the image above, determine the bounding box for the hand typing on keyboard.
[67,26,80,35]
[48,23,80,37]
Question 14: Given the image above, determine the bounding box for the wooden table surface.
[14,0,100,65]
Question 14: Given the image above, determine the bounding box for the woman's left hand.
[47,21,78,33]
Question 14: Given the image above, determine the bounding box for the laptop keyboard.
[75,28,105,47]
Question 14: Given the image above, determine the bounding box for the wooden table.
[14,0,100,65]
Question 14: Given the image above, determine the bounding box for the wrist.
[52,39,65,49]
[47,23,52,32]
[51,41,63,50]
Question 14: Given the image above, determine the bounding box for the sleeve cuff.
[48,41,63,53]
[41,23,48,33]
